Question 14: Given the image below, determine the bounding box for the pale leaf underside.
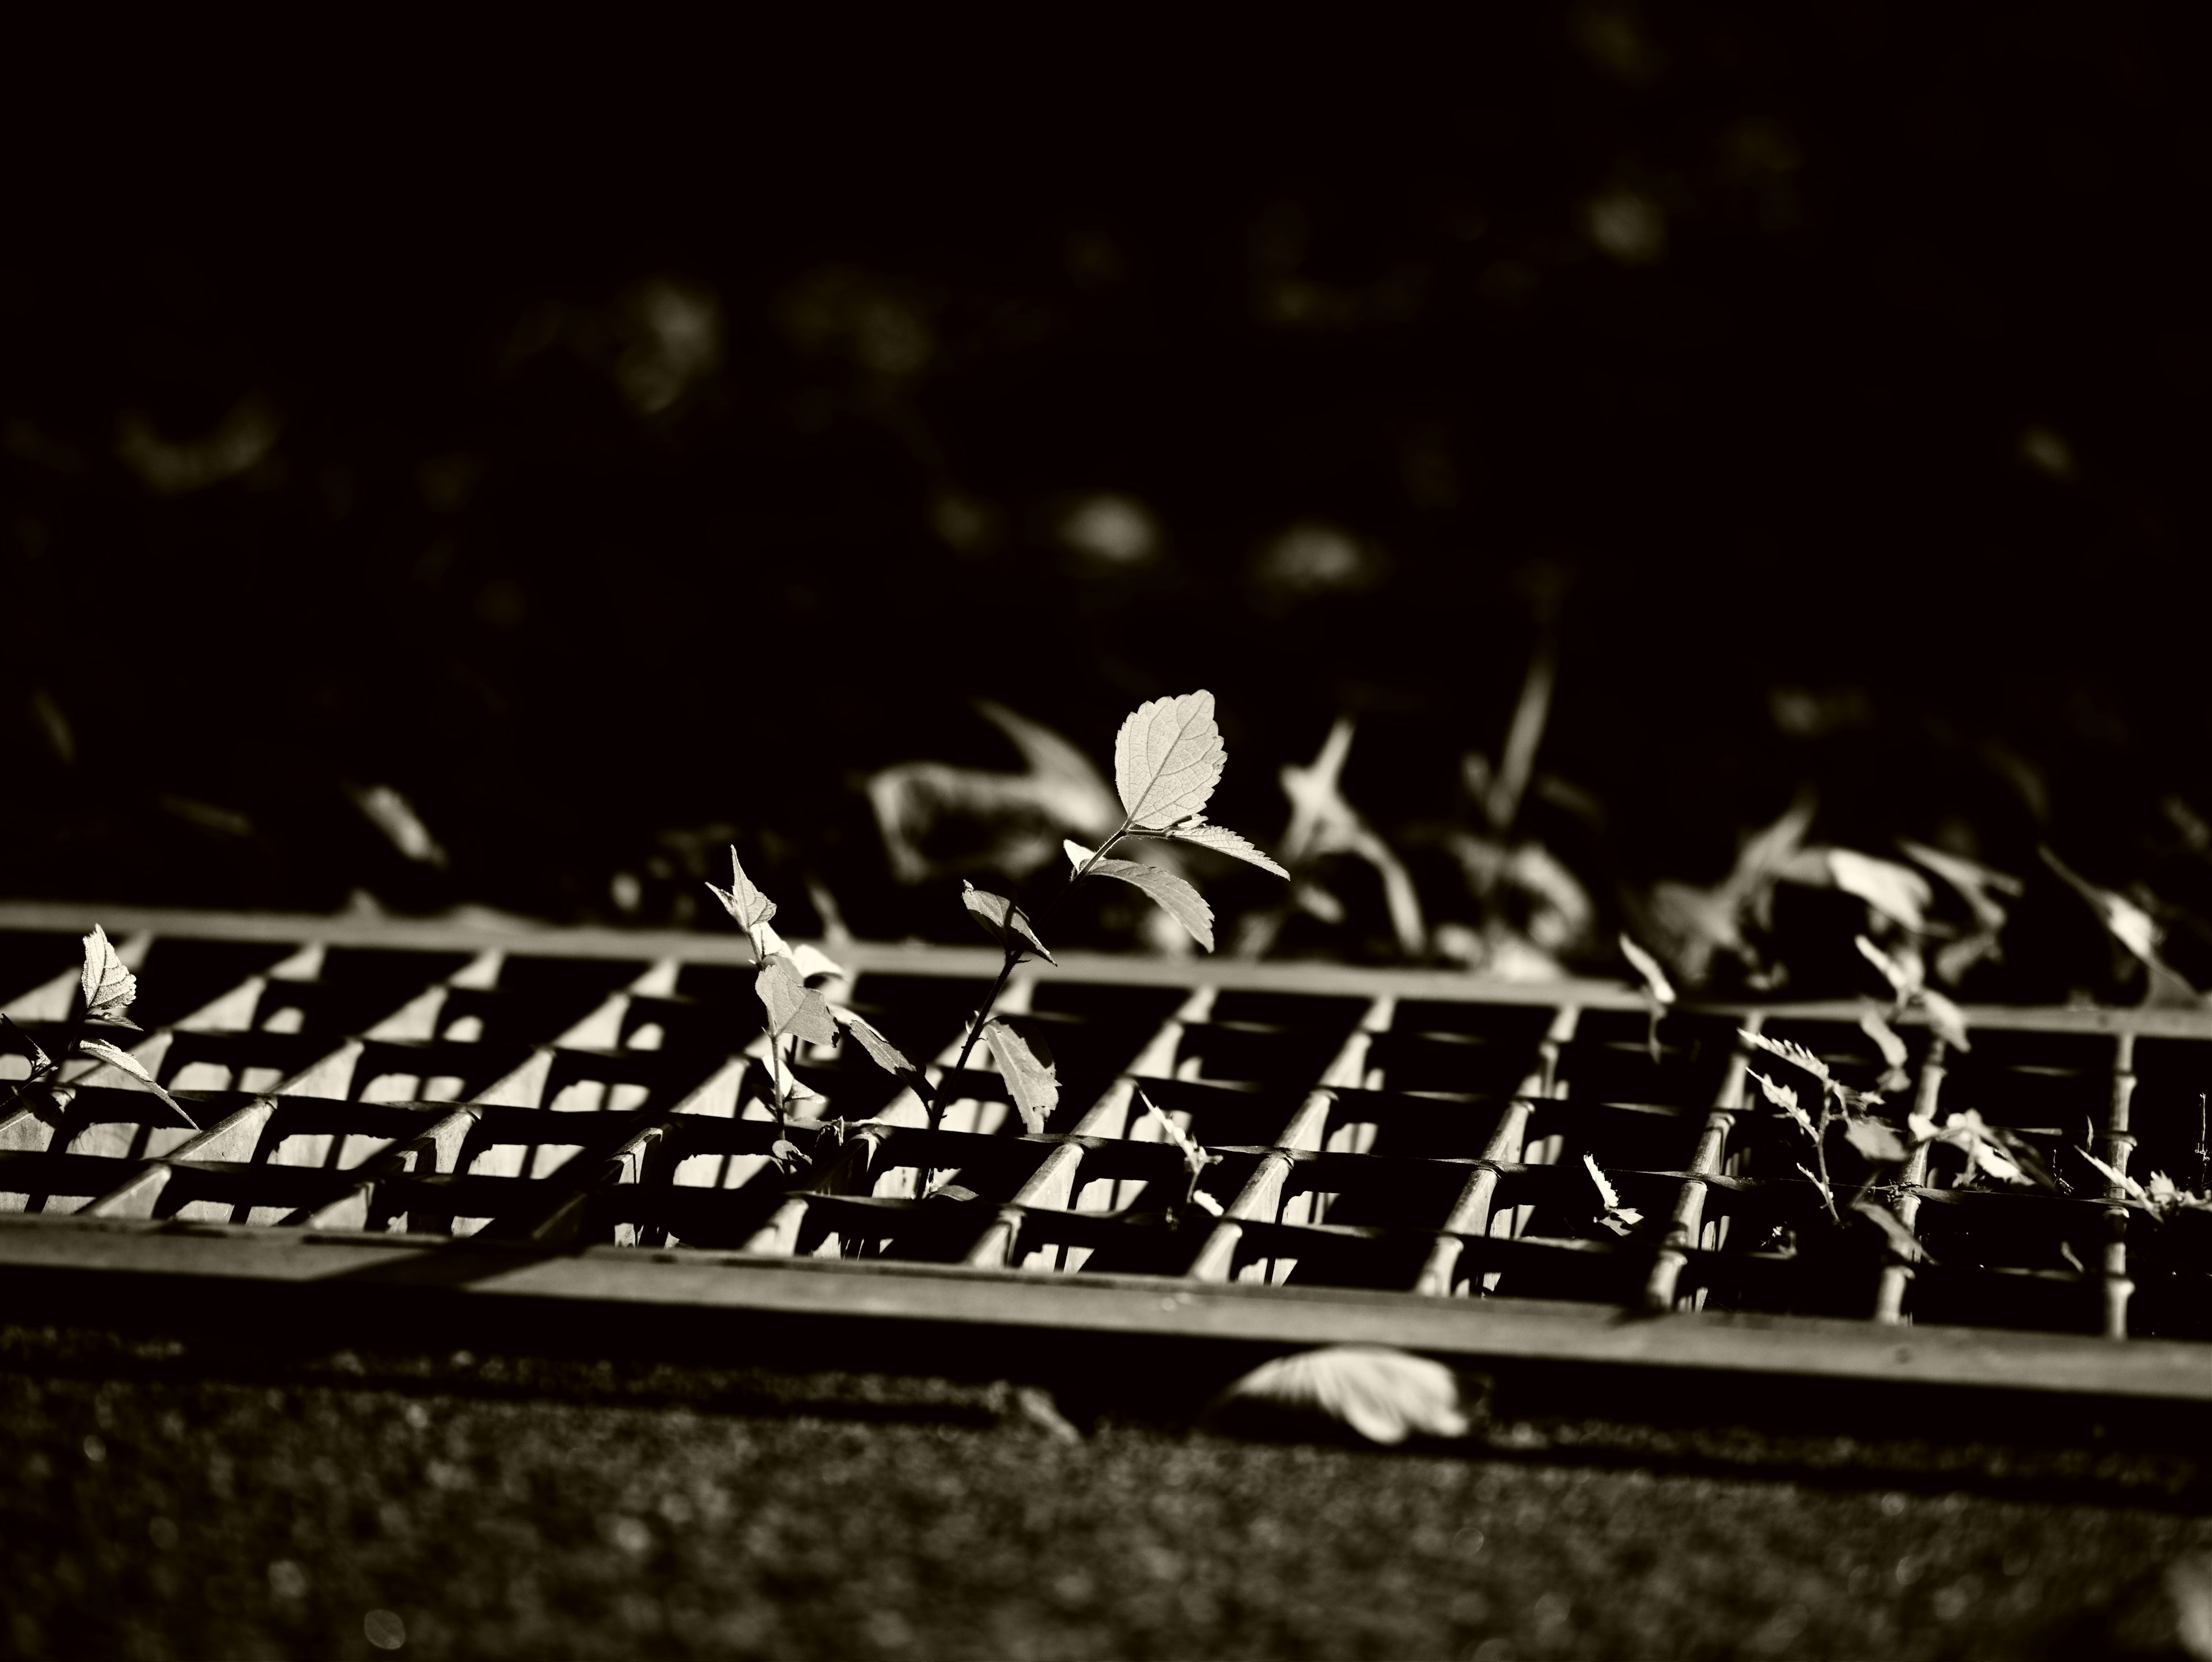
[982,1017,1058,1133]
[1150,820,1289,879]
[1081,855,1215,952]
[74,1039,195,1127]
[1113,691,1226,829]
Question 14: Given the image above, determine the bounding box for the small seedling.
[0,926,193,1128]
[710,691,1287,1162]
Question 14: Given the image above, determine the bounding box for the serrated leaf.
[1851,1198,1931,1262]
[755,955,838,1046]
[831,1006,927,1100]
[1152,819,1290,879]
[1828,848,1933,932]
[1855,934,1918,1000]
[1843,1118,1909,1163]
[961,882,1056,964]
[1740,1028,1831,1088]
[1582,1153,1642,1235]
[1080,855,1214,952]
[1748,1069,1816,1137]
[73,1039,196,1127]
[1113,690,1226,829]
[2078,1146,2149,1203]
[706,848,782,960]
[1582,1152,1623,1213]
[1209,1346,1471,1446]
[79,924,138,1025]
[1620,933,1676,1006]
[982,1018,1058,1133]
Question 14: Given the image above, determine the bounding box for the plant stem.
[938,826,1130,1120]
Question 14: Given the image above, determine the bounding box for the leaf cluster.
[1,926,193,1128]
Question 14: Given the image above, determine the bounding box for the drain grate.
[2,903,2209,1407]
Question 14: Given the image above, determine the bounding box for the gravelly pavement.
[3,1326,2209,1660]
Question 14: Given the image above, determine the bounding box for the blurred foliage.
[5,4,2212,1005]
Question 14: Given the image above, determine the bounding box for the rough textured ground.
[3,1326,2209,1660]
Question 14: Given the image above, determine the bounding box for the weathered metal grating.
[3,902,2210,1408]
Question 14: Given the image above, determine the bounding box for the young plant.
[710,690,1287,1155]
[0,926,192,1127]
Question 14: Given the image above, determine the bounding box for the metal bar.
[1643,1017,1760,1313]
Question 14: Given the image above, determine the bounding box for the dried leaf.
[1851,1198,1931,1262]
[831,1006,927,1099]
[1740,1029,1832,1089]
[1748,1069,1817,1137]
[79,924,138,1026]
[1152,819,1290,879]
[706,848,782,960]
[1828,849,1933,932]
[1066,846,1215,951]
[1620,933,1676,1006]
[1855,934,1919,1001]
[961,882,1056,964]
[73,1039,196,1127]
[1209,1346,1471,1446]
[755,955,838,1046]
[789,942,846,985]
[1114,690,1226,830]
[1842,1118,1909,1163]
[982,1018,1058,1133]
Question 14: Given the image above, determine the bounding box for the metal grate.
[3,902,2209,1408]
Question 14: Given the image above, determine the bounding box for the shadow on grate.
[2,904,2210,1416]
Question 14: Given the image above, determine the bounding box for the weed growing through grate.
[710,691,1286,1167]
[0,925,191,1127]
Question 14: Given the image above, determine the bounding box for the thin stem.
[939,826,1132,1120]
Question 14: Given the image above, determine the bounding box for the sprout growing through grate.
[0,926,192,1128]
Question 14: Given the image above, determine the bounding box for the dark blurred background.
[6,5,2210,998]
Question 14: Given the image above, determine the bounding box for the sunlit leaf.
[1842,1118,1909,1163]
[1071,852,1215,952]
[73,1039,195,1127]
[982,1018,1058,1133]
[1620,933,1675,1006]
[1114,690,1226,829]
[1855,934,1918,1001]
[1190,1190,1225,1216]
[1828,849,1933,932]
[1150,818,1290,879]
[1850,1198,1931,1262]
[789,942,846,985]
[2078,1146,2149,1204]
[706,848,782,961]
[1582,1152,1644,1235]
[79,924,138,1027]
[1748,1069,1816,1137]
[831,1006,927,1100]
[755,954,838,1046]
[1739,1029,1831,1089]
[1209,1346,1471,1446]
[961,882,1056,964]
